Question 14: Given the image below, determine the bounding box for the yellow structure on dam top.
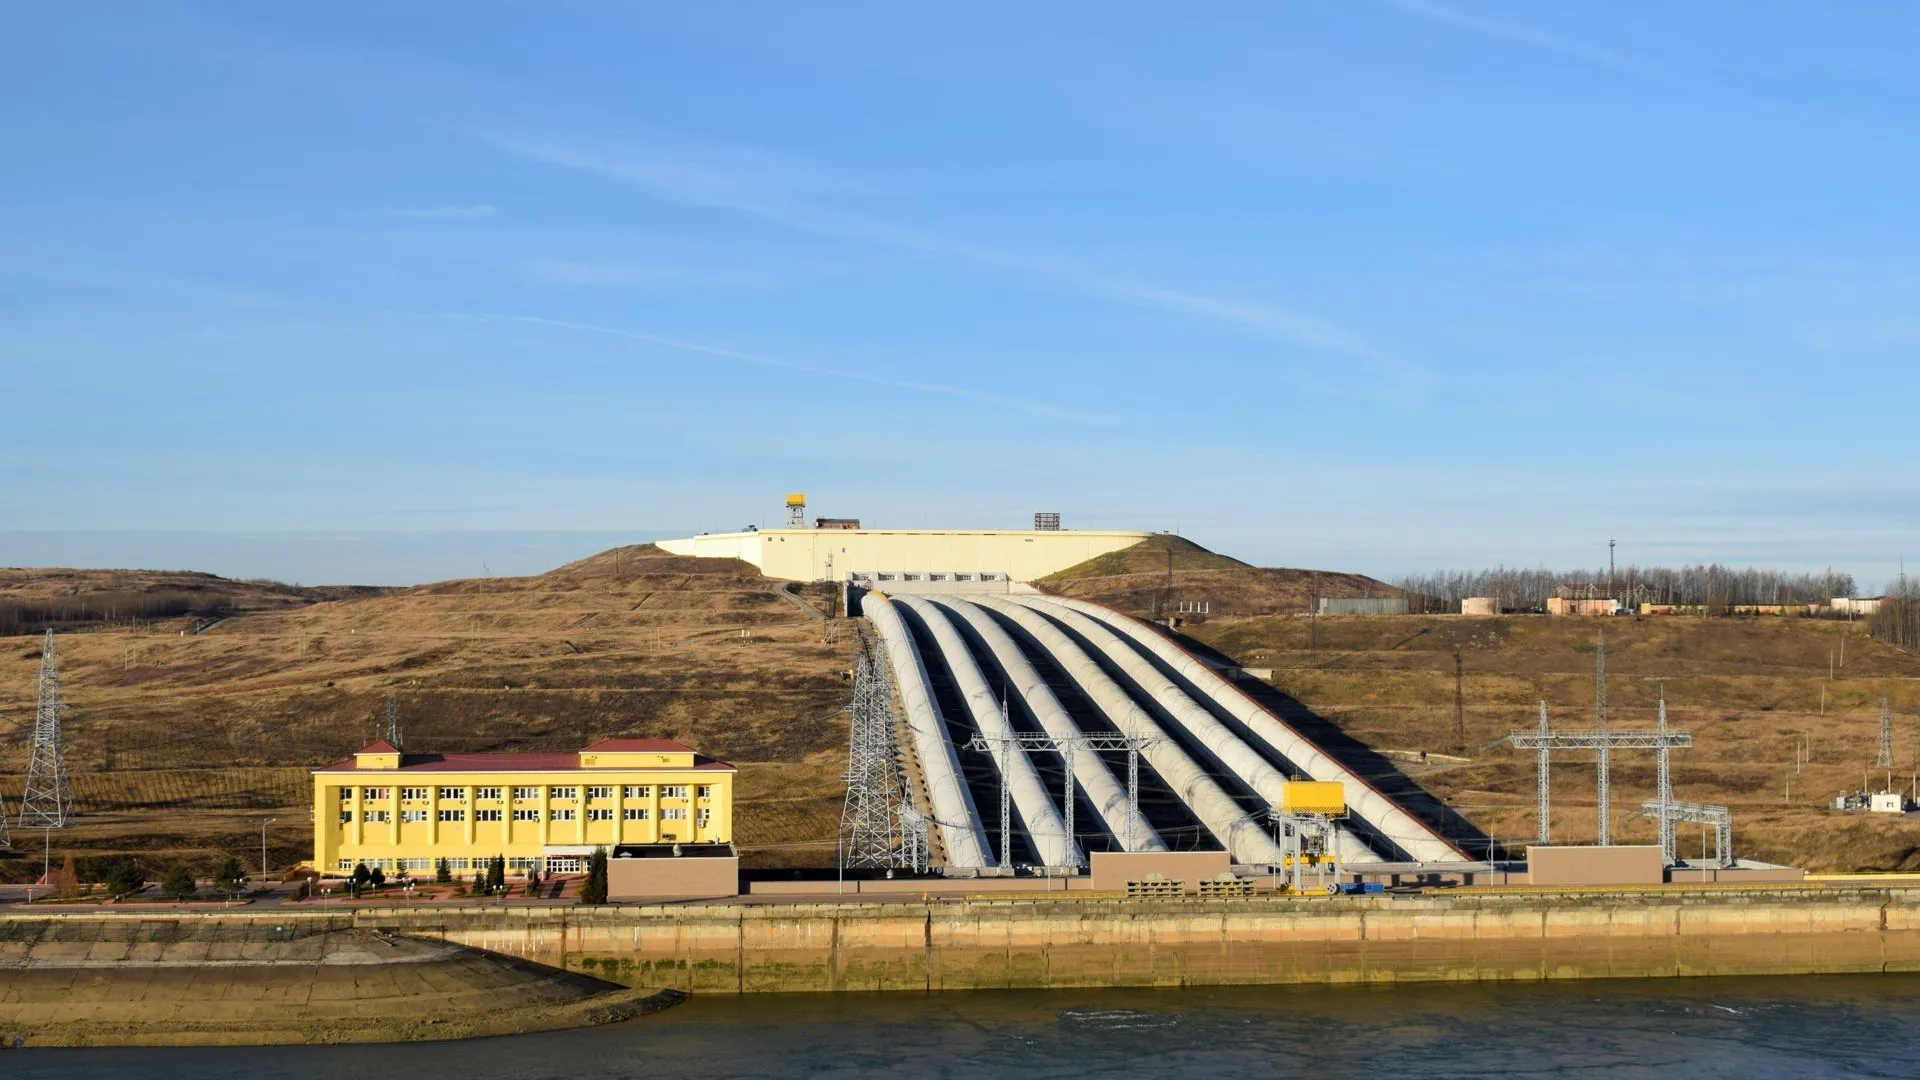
[312,738,734,876]
[657,527,1151,583]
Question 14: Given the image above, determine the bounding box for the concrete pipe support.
[861,594,992,870]
[896,597,1080,868]
[927,598,1167,854]
[975,597,1282,865]
[1044,597,1464,863]
[998,595,1378,864]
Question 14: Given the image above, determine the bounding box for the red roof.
[314,750,734,774]
[356,739,400,754]
[581,738,697,754]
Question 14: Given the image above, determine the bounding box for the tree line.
[1870,575,1920,652]
[0,591,234,635]
[1394,564,1860,614]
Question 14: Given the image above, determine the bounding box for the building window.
[438,809,465,823]
[338,812,353,825]
[362,787,390,800]
[338,789,352,802]
[475,787,503,801]
[623,808,650,821]
[661,785,689,800]
[550,808,577,822]
[513,809,539,822]
[696,809,712,828]
[549,786,578,801]
[446,858,470,871]
[401,787,429,801]
[512,786,539,801]
[587,809,614,822]
[545,856,583,874]
[474,809,502,822]
[662,808,686,821]
[401,810,428,823]
[696,785,713,799]
[399,857,433,872]
[623,785,651,799]
[507,857,540,871]
[437,787,466,800]
[364,810,390,824]
[586,785,614,800]
[337,859,354,871]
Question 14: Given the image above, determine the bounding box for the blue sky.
[2,2,1916,586]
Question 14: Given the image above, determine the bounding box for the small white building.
[1870,791,1910,814]
[1833,597,1885,617]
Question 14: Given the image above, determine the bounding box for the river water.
[14,975,1920,1078]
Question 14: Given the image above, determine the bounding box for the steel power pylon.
[19,631,73,829]
[1510,697,1690,855]
[838,649,924,871]
[1594,632,1610,844]
[1877,698,1895,771]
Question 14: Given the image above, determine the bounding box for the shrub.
[213,856,249,896]
[101,856,144,898]
[162,865,197,901]
[580,847,609,905]
[435,857,452,884]
[369,866,386,889]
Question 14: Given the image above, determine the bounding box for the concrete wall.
[1528,846,1665,887]
[657,529,1150,583]
[1089,851,1232,893]
[13,887,1920,995]
[609,856,739,902]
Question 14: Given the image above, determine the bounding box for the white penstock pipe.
[1002,595,1378,864]
[928,598,1167,853]
[973,596,1282,865]
[1044,596,1465,863]
[896,597,1080,869]
[861,594,991,870]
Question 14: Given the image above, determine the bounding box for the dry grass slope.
[1186,613,1920,872]
[0,545,853,879]
[1038,534,1399,619]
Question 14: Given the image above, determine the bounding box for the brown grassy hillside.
[1185,613,1920,872]
[0,545,852,880]
[1038,534,1399,619]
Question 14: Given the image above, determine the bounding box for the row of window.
[342,807,704,825]
[858,571,1006,582]
[342,785,708,802]
[334,856,613,873]
[334,855,640,873]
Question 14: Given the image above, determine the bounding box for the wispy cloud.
[1388,0,1625,68]
[393,203,500,220]
[428,312,1111,423]
[470,128,1415,379]
[523,258,775,291]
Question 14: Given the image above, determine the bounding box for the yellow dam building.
[312,738,735,877]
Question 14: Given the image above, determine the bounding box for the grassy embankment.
[0,546,853,880]
[1047,536,1920,872]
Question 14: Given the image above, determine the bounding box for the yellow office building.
[312,738,735,877]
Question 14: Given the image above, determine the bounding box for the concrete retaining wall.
[10,887,1920,995]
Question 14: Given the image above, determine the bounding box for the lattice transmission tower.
[1594,631,1610,844]
[19,630,74,829]
[1877,698,1895,771]
[838,649,923,870]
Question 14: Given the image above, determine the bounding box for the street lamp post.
[260,818,276,883]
